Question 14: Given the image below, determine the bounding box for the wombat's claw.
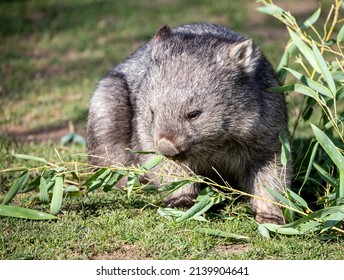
[255,213,285,225]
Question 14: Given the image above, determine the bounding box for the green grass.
[1,0,343,260]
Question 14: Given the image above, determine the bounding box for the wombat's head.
[136,26,274,162]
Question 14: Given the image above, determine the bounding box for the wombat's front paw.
[255,213,285,225]
[164,195,196,208]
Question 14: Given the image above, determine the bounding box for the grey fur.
[87,23,292,224]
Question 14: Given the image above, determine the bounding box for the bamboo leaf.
[312,42,336,96]
[2,171,29,205]
[300,7,321,29]
[262,223,302,235]
[127,172,140,197]
[193,227,249,240]
[287,189,309,209]
[311,124,344,171]
[321,211,344,233]
[13,154,47,164]
[286,68,333,98]
[39,177,49,203]
[288,28,319,72]
[87,168,112,192]
[301,141,319,189]
[337,24,344,42]
[0,205,58,220]
[313,162,339,189]
[157,208,207,222]
[176,191,214,223]
[140,155,164,171]
[264,186,302,212]
[282,205,344,228]
[258,224,271,238]
[49,175,64,215]
[279,131,291,166]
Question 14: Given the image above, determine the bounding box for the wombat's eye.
[187,110,202,120]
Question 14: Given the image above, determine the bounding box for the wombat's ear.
[153,25,172,45]
[228,39,260,72]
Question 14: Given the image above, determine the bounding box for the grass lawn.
[1,0,343,260]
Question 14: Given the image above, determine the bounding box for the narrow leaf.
[300,7,321,29]
[311,124,344,171]
[140,155,164,171]
[193,227,249,240]
[282,205,344,228]
[0,205,58,220]
[265,186,302,212]
[313,162,339,189]
[39,177,49,203]
[258,224,271,238]
[279,131,291,166]
[49,175,64,215]
[87,168,112,192]
[2,171,29,205]
[312,42,336,96]
[263,223,302,235]
[321,211,344,233]
[288,28,319,72]
[286,68,333,98]
[287,189,308,209]
[301,141,319,189]
[127,172,140,197]
[337,24,344,42]
[14,154,47,164]
[157,208,207,222]
[176,192,214,223]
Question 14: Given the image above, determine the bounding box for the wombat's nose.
[157,138,179,158]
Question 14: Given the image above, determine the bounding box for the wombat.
[87,23,291,224]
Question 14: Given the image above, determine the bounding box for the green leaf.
[176,190,214,223]
[0,204,58,220]
[87,168,112,192]
[159,180,190,194]
[193,227,249,240]
[258,224,271,238]
[0,167,28,173]
[157,208,207,222]
[313,162,339,189]
[60,133,86,145]
[340,171,344,203]
[298,220,322,233]
[279,131,291,166]
[282,205,344,228]
[337,24,344,42]
[311,124,344,171]
[264,186,302,212]
[287,189,309,209]
[300,7,321,29]
[2,171,29,205]
[288,28,319,72]
[262,223,302,235]
[39,177,49,203]
[13,154,47,164]
[257,4,285,17]
[64,185,80,192]
[286,68,333,98]
[301,141,319,189]
[140,155,164,171]
[103,171,125,191]
[49,175,64,215]
[312,42,336,96]
[126,172,140,197]
[321,211,344,233]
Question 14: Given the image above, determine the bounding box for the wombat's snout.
[156,138,180,158]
